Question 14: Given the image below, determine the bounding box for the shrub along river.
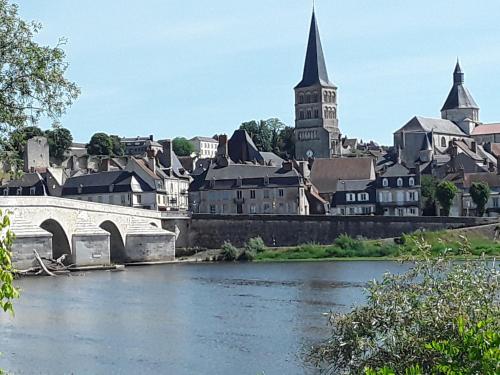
[0,261,410,375]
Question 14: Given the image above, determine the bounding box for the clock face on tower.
[306,149,314,158]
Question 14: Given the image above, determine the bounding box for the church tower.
[441,60,480,135]
[294,9,340,160]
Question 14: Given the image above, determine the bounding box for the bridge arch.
[99,221,126,263]
[40,219,71,262]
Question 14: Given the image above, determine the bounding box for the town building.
[121,135,162,156]
[376,163,421,216]
[333,180,376,216]
[189,136,218,158]
[294,9,340,160]
[189,130,311,215]
[24,136,49,173]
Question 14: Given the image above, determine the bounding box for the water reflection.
[0,261,409,375]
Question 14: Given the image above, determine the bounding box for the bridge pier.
[124,221,176,262]
[72,221,111,266]
[10,219,53,270]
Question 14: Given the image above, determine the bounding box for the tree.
[470,182,490,217]
[87,133,113,156]
[0,0,79,134]
[0,210,19,315]
[45,125,72,161]
[110,135,124,156]
[309,238,499,374]
[435,181,458,216]
[420,175,438,216]
[172,137,194,156]
[239,118,293,157]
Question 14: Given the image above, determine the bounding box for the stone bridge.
[0,197,190,269]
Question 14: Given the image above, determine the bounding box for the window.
[312,93,318,102]
[358,193,369,202]
[250,204,257,214]
[314,109,319,118]
[299,111,304,120]
[3,189,7,196]
[408,191,417,201]
[121,195,126,205]
[278,189,284,197]
[30,187,36,196]
[493,197,499,208]
[441,137,446,147]
[264,189,270,199]
[409,177,415,186]
[236,190,243,199]
[346,193,356,202]
[137,194,142,204]
[263,203,271,213]
[250,190,256,199]
[382,178,388,187]
[409,208,417,215]
[397,208,405,216]
[397,178,403,187]
[305,94,311,103]
[16,187,22,196]
[340,208,345,215]
[349,207,355,215]
[307,110,312,119]
[210,205,216,214]
[362,206,372,215]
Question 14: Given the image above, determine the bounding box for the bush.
[309,238,500,374]
[334,234,364,251]
[220,241,238,261]
[237,249,255,262]
[245,237,266,253]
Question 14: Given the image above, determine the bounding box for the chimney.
[216,134,229,167]
[146,156,156,174]
[161,139,173,168]
[149,135,154,141]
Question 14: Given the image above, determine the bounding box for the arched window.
[299,111,304,120]
[307,110,312,119]
[332,108,336,119]
[382,178,388,187]
[409,177,415,187]
[397,178,403,187]
[314,109,319,118]
[324,109,328,118]
[312,93,318,102]
[331,91,336,102]
[441,137,446,147]
[299,94,304,104]
[324,92,328,102]
[305,94,311,103]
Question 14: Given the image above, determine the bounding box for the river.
[0,261,409,375]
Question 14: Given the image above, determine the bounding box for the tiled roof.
[190,136,218,143]
[310,158,375,194]
[472,123,500,135]
[395,116,466,136]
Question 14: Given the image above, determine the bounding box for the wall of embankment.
[162,215,498,250]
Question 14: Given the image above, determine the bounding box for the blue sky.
[14,0,500,145]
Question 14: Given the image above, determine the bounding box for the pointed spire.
[295,9,334,89]
[441,60,478,111]
[453,58,464,85]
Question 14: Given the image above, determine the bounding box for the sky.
[14,0,500,145]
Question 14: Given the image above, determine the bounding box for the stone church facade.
[294,10,340,160]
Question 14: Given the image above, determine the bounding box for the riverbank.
[253,229,500,262]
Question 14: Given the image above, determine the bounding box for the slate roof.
[395,116,466,136]
[191,164,303,191]
[260,152,284,166]
[472,123,500,135]
[3,173,44,188]
[190,136,218,143]
[295,10,335,89]
[380,162,413,177]
[62,170,152,195]
[228,130,263,164]
[310,158,375,194]
[336,179,373,192]
[441,61,479,111]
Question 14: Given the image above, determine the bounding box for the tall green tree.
[172,137,195,156]
[45,125,73,161]
[435,181,459,216]
[0,0,79,134]
[87,133,113,156]
[276,126,295,159]
[470,182,490,217]
[110,135,124,156]
[421,175,438,216]
[239,118,293,157]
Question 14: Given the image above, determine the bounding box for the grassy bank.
[253,231,500,262]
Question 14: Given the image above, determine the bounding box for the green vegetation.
[220,241,238,261]
[45,125,73,161]
[253,231,500,262]
[0,0,79,171]
[435,181,458,216]
[0,210,19,314]
[470,181,491,217]
[308,239,499,374]
[172,137,195,157]
[239,118,295,159]
[421,175,438,215]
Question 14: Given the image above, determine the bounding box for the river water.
[0,261,409,375]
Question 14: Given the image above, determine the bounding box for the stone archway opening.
[40,219,71,264]
[99,221,126,263]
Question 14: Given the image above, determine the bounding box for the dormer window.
[236,176,242,187]
[441,137,446,147]
[409,177,415,187]
[264,175,270,185]
[209,178,215,188]
[17,187,22,195]
[382,178,388,187]
[397,178,403,187]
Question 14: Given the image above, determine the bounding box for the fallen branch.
[33,249,56,277]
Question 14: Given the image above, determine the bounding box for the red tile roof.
[472,123,500,135]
